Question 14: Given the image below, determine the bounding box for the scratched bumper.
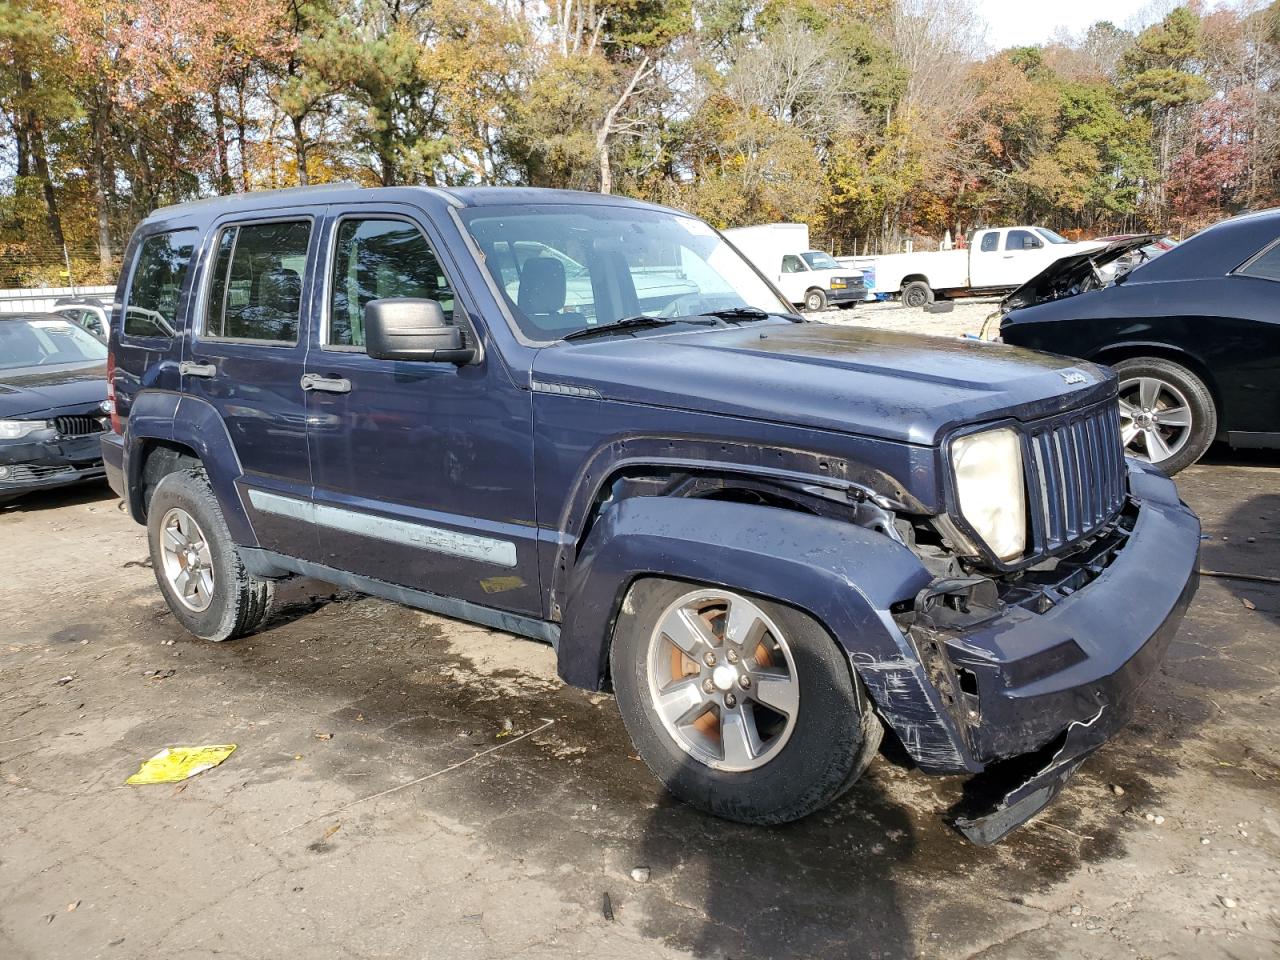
[897,461,1199,841]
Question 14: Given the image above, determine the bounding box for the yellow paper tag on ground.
[125,745,236,785]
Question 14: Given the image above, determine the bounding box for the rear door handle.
[180,361,217,378]
[300,373,352,394]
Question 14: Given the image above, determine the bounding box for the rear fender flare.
[557,495,975,772]
[124,391,256,546]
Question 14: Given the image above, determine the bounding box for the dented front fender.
[555,495,980,773]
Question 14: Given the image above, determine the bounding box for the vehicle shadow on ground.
[0,480,115,514]
[1201,491,1280,632]
[632,775,919,959]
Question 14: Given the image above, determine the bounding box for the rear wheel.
[147,469,274,640]
[1113,357,1216,476]
[902,281,933,308]
[610,578,882,825]
[803,288,828,312]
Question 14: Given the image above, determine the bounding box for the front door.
[302,207,541,615]
[182,210,323,559]
[982,228,1052,288]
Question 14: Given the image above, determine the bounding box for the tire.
[902,281,933,308]
[147,469,274,641]
[803,288,827,312]
[610,578,882,825]
[1113,357,1216,476]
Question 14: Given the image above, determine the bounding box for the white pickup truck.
[865,226,1105,307]
[724,223,867,311]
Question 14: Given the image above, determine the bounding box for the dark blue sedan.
[0,313,111,504]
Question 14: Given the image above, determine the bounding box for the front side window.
[328,218,454,348]
[124,230,196,338]
[0,317,108,371]
[979,232,999,253]
[1237,238,1280,283]
[1006,229,1040,251]
[781,254,806,273]
[204,220,311,343]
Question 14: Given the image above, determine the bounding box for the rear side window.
[328,218,454,348]
[124,230,196,338]
[1237,239,1280,282]
[979,232,999,253]
[204,220,311,342]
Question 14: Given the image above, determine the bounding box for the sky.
[974,0,1162,50]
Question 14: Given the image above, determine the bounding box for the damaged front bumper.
[877,461,1200,843]
[0,429,107,501]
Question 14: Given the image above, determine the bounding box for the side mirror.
[363,298,475,364]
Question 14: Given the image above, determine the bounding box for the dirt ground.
[2,343,1278,959]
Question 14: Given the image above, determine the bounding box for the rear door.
[182,209,324,559]
[301,203,541,614]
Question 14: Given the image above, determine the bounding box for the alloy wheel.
[1117,375,1193,464]
[158,507,215,612]
[646,589,799,772]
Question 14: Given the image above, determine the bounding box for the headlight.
[0,420,50,440]
[951,427,1026,561]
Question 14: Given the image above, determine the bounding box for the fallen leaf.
[1241,598,1256,610]
[313,732,333,741]
[55,675,74,686]
[321,822,341,842]
[66,901,79,912]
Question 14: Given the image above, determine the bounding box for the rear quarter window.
[1237,238,1280,282]
[123,230,196,339]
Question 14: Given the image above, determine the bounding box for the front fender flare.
[557,496,976,773]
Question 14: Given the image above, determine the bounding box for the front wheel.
[1113,357,1216,476]
[147,469,274,641]
[803,288,827,312]
[610,579,882,825]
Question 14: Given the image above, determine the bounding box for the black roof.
[146,184,674,224]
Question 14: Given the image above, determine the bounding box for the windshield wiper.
[698,307,804,324]
[561,315,716,342]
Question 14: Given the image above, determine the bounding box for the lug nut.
[726,649,739,664]
[738,675,751,689]
[702,678,715,694]
[724,693,738,708]
[703,652,717,667]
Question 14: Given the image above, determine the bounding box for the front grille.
[54,415,107,437]
[0,464,76,483]
[1026,401,1126,552]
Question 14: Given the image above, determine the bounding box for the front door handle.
[300,373,352,394]
[180,361,217,378]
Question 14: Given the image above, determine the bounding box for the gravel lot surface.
[2,319,1277,959]
[810,296,1001,339]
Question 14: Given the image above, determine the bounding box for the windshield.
[0,317,108,371]
[459,204,791,341]
[801,251,840,270]
[1035,228,1070,244]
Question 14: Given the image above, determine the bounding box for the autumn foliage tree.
[1,0,1278,284]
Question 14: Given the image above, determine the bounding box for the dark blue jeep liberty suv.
[102,185,1200,843]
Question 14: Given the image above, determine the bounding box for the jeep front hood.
[533,323,1114,446]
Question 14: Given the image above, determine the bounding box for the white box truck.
[864,227,1106,307]
[723,223,866,312]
